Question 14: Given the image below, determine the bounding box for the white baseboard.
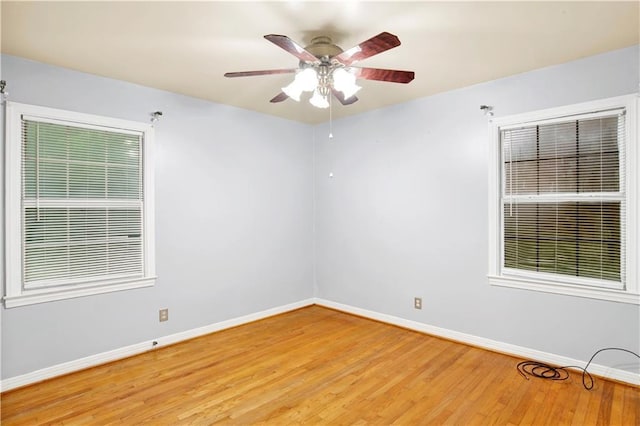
[2,297,637,392]
[0,340,153,393]
[0,298,315,392]
[155,298,315,347]
[314,298,640,386]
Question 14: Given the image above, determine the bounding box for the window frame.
[4,102,156,308]
[488,94,639,304]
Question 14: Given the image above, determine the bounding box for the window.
[5,102,156,307]
[488,95,639,304]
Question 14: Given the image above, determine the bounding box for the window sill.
[3,277,156,308]
[488,275,640,305]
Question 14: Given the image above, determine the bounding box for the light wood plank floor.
[1,305,638,425]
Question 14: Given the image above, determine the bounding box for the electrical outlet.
[159,308,169,322]
[414,297,422,310]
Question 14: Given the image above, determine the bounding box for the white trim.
[497,107,625,130]
[142,126,156,284]
[488,94,639,302]
[17,103,151,133]
[314,299,640,386]
[0,340,153,394]
[626,96,639,294]
[501,267,624,292]
[489,275,639,305]
[487,118,502,279]
[3,278,156,308]
[0,298,315,392]
[155,299,314,347]
[2,298,637,392]
[21,115,144,136]
[5,102,22,305]
[3,101,157,308]
[490,95,635,129]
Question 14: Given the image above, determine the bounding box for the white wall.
[0,55,315,379]
[314,46,640,372]
[2,45,639,382]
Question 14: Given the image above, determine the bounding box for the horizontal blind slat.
[21,118,144,289]
[501,112,625,285]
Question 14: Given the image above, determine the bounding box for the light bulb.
[309,90,329,109]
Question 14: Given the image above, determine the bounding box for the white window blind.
[5,101,155,307]
[501,110,625,288]
[21,118,145,288]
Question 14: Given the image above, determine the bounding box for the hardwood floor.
[1,305,638,425]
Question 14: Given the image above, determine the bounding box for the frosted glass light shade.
[309,90,329,109]
[282,68,319,102]
[332,67,361,99]
[297,68,319,92]
[282,80,303,101]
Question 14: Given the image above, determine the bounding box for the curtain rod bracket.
[480,105,494,116]
[0,80,8,102]
[150,111,163,124]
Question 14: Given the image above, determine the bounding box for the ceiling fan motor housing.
[302,36,346,96]
[304,36,343,60]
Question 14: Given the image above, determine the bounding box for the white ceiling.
[1,1,638,124]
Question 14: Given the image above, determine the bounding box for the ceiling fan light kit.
[224,32,414,109]
[283,65,361,109]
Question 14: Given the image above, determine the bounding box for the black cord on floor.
[516,347,640,390]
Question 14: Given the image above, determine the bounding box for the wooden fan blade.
[264,34,319,63]
[270,92,289,103]
[331,88,358,105]
[224,69,296,78]
[352,67,415,83]
[333,32,401,65]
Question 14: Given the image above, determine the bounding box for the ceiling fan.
[224,32,415,109]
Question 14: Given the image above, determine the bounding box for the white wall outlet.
[414,297,422,310]
[159,308,169,322]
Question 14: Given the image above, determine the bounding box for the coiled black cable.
[517,347,640,390]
